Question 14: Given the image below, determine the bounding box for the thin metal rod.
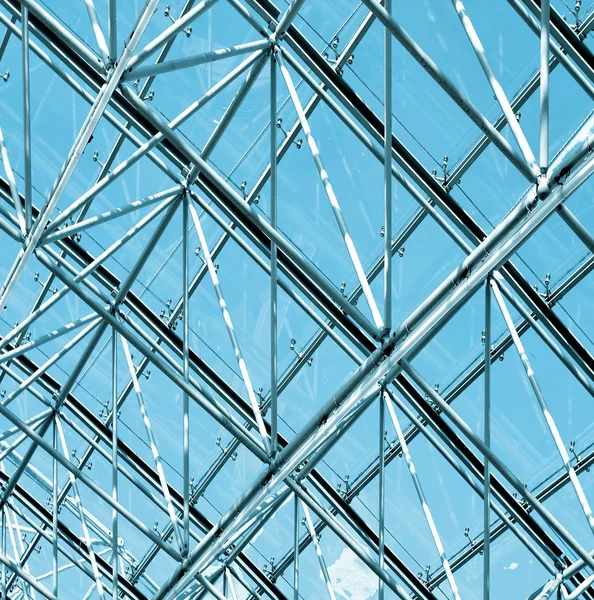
[0,0,160,315]
[385,387,554,573]
[83,0,110,66]
[182,191,190,557]
[293,494,299,600]
[492,270,594,397]
[36,249,270,460]
[450,0,539,176]
[384,394,461,600]
[189,189,361,363]
[0,377,180,561]
[0,410,51,443]
[0,311,100,366]
[127,0,221,71]
[111,328,118,600]
[0,316,102,409]
[383,0,392,333]
[120,335,185,552]
[226,569,239,600]
[0,126,26,237]
[277,51,384,331]
[289,481,412,600]
[0,525,58,600]
[402,360,594,573]
[0,215,21,241]
[40,186,182,245]
[483,276,491,600]
[188,200,271,455]
[300,500,337,600]
[378,393,385,600]
[490,278,594,535]
[55,417,106,600]
[0,15,16,60]
[47,48,264,235]
[108,0,116,62]
[565,573,594,599]
[124,39,270,80]
[1,503,5,599]
[359,0,536,181]
[52,418,58,597]
[557,203,594,255]
[270,49,278,457]
[10,504,36,600]
[21,4,31,233]
[540,0,550,169]
[273,0,307,39]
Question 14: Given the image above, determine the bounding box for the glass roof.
[1,0,594,599]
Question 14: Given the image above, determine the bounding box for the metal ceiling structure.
[0,0,594,598]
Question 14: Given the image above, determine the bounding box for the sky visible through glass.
[0,1,594,599]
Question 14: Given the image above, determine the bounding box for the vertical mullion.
[540,0,550,170]
[378,392,386,600]
[383,0,392,332]
[21,4,31,233]
[483,276,492,600]
[270,48,278,457]
[182,191,190,556]
[111,328,118,599]
[293,494,299,600]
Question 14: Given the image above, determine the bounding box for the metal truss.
[0,0,593,598]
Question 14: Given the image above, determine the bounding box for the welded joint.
[537,172,551,200]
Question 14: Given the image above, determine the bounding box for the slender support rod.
[293,494,299,600]
[111,328,118,600]
[270,49,278,457]
[120,336,185,552]
[274,0,307,40]
[0,311,101,366]
[490,278,594,536]
[383,0,392,332]
[378,392,386,600]
[483,275,492,600]
[21,4,31,233]
[450,0,539,176]
[127,0,221,71]
[40,186,182,245]
[359,0,536,181]
[124,39,270,80]
[0,126,26,237]
[0,0,161,315]
[1,504,5,599]
[189,200,271,455]
[301,500,337,600]
[540,0,550,169]
[52,418,59,596]
[55,417,106,600]
[182,191,190,557]
[277,51,384,331]
[83,0,110,66]
[108,0,116,62]
[384,394,461,600]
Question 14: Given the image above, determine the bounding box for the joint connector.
[537,174,551,200]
